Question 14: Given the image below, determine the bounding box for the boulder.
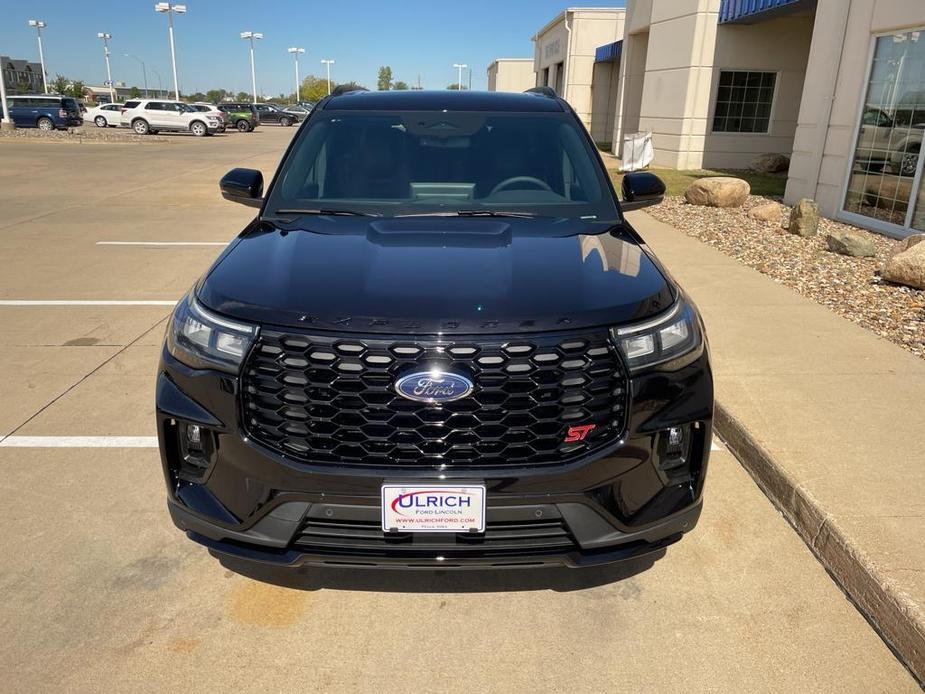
[747,202,782,222]
[890,233,925,257]
[788,198,819,237]
[825,231,876,258]
[751,153,790,173]
[684,177,750,208]
[881,241,925,289]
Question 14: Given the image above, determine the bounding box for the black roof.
[322,89,565,113]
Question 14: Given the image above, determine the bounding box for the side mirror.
[620,171,666,212]
[220,168,263,208]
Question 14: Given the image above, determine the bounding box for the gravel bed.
[647,195,925,360]
[0,126,172,144]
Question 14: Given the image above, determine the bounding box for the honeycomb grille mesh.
[242,330,628,469]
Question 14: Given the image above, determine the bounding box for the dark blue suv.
[6,94,83,130]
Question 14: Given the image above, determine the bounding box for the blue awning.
[594,40,622,63]
[719,0,814,24]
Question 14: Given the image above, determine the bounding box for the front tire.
[898,148,921,177]
[236,119,250,132]
[37,117,55,131]
[132,118,150,135]
[280,116,292,127]
[190,120,207,137]
[94,116,107,128]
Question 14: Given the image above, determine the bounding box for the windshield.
[265,110,618,220]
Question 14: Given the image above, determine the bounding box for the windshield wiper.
[395,210,543,219]
[273,208,380,217]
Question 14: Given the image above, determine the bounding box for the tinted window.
[267,110,616,220]
[62,98,78,111]
[124,100,141,109]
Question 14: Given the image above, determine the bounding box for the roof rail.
[330,85,369,97]
[524,86,558,98]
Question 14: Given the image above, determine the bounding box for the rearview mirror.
[620,172,665,212]
[220,168,263,208]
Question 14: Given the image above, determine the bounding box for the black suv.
[253,102,301,126]
[157,89,712,569]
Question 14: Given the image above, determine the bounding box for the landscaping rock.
[882,242,925,290]
[752,153,790,173]
[825,231,877,257]
[891,233,925,257]
[747,202,782,222]
[683,177,750,208]
[788,198,819,237]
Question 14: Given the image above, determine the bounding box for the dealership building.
[493,0,925,239]
[487,59,536,93]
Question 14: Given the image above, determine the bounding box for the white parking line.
[96,241,228,246]
[0,300,176,306]
[0,436,157,448]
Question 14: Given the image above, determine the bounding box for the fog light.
[667,426,684,448]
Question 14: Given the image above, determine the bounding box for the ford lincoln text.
[156,87,713,569]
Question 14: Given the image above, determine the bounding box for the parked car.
[84,103,123,128]
[5,94,83,130]
[158,89,712,570]
[855,107,923,176]
[282,105,312,119]
[217,103,260,132]
[254,102,302,126]
[120,99,222,136]
[189,103,228,132]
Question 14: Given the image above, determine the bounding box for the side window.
[147,102,162,111]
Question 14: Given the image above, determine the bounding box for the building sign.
[544,39,561,59]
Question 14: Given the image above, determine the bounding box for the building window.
[542,67,550,87]
[712,70,776,133]
[554,61,564,96]
[844,29,925,233]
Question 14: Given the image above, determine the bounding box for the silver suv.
[120,99,222,136]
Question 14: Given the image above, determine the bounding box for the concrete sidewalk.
[627,210,925,684]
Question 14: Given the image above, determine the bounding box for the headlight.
[611,299,701,371]
[166,293,257,372]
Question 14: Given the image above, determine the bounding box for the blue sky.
[2,0,624,97]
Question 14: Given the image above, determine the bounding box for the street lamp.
[453,63,468,91]
[321,59,334,95]
[288,47,305,103]
[27,20,49,94]
[240,32,263,104]
[124,54,149,97]
[97,33,115,103]
[154,3,186,100]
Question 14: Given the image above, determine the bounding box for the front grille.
[242,329,628,469]
[293,516,576,557]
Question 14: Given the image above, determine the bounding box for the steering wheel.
[489,176,554,196]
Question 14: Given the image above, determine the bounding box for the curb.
[714,401,925,686]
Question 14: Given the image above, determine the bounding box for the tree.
[300,74,336,102]
[205,89,227,104]
[129,86,141,99]
[50,74,70,95]
[68,81,85,99]
[392,80,409,90]
[188,92,206,102]
[377,66,393,91]
[447,83,464,90]
[235,91,250,102]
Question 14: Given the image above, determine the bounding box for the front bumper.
[156,347,712,569]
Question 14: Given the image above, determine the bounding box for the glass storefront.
[844,29,925,234]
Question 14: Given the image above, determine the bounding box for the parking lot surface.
[0,129,917,692]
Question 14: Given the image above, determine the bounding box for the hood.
[197,217,675,335]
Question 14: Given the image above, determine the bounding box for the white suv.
[120,99,222,136]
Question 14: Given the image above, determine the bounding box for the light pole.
[97,33,115,103]
[288,47,304,103]
[453,63,467,91]
[151,68,163,96]
[124,54,149,97]
[28,20,49,94]
[321,59,334,95]
[240,32,263,104]
[154,3,186,100]
[0,61,13,129]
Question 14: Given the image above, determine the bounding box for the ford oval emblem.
[394,370,474,404]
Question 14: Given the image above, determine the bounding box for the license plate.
[381,484,486,533]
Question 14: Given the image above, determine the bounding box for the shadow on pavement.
[215,549,665,593]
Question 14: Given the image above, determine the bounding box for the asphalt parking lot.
[0,128,918,692]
